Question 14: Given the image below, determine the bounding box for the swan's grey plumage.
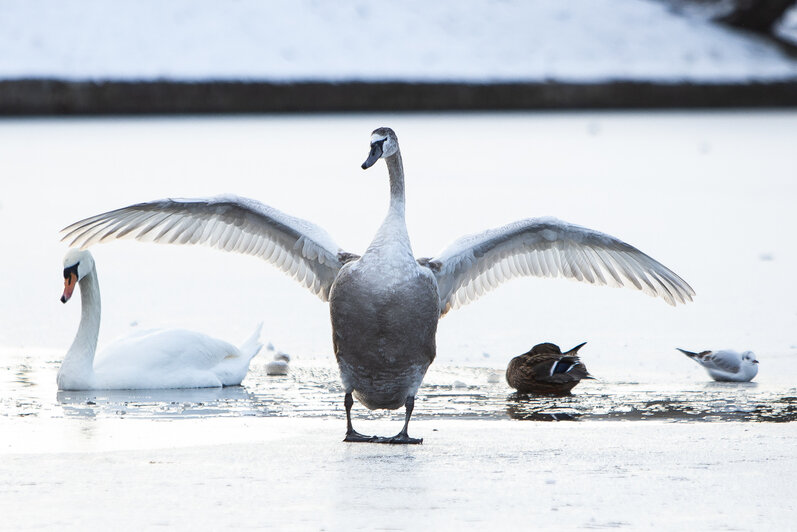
[328,127,438,443]
[429,217,694,315]
[61,195,344,301]
[61,126,695,443]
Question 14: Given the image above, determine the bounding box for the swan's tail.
[239,322,264,362]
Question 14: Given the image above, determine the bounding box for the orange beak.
[61,272,77,303]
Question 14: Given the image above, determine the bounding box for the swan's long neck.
[386,151,406,218]
[367,149,413,257]
[58,270,100,389]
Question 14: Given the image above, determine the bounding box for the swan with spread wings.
[62,127,694,443]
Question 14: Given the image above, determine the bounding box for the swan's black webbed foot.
[372,395,422,444]
[373,431,423,445]
[342,393,423,444]
[343,430,378,443]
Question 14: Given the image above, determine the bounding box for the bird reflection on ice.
[56,386,258,419]
[504,386,797,423]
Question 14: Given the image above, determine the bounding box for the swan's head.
[61,249,95,303]
[741,350,759,366]
[361,127,399,169]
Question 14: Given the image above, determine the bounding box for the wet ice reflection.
[3,352,795,424]
[56,386,258,419]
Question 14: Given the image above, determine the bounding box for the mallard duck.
[506,342,593,395]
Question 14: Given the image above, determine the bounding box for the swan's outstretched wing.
[427,217,694,315]
[61,195,345,301]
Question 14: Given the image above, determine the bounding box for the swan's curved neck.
[367,148,413,257]
[386,150,406,216]
[58,270,100,388]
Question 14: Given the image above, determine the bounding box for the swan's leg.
[375,396,423,445]
[343,392,377,443]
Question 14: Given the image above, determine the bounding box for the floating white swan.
[58,249,263,390]
[62,127,694,441]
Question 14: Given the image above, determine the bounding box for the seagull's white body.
[62,127,694,440]
[59,249,263,391]
[677,348,758,382]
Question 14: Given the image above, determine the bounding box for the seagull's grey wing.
[430,217,694,315]
[61,195,345,301]
[703,351,742,373]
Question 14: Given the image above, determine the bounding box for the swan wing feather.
[430,217,694,315]
[61,195,344,301]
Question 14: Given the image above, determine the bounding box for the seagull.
[61,127,694,443]
[506,342,593,395]
[677,348,758,382]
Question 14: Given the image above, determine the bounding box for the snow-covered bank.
[3,1,797,113]
[2,0,797,83]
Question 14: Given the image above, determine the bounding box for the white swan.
[58,249,263,391]
[61,127,694,441]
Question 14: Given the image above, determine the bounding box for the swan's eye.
[63,263,79,279]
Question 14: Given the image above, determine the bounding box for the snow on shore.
[1,0,797,82]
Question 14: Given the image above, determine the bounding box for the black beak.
[361,143,383,169]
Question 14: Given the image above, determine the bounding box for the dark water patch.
[504,391,797,423]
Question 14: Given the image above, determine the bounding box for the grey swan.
[61,127,695,443]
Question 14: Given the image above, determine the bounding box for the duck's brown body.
[506,342,592,395]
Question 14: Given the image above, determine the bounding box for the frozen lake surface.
[3,354,797,530]
[1,111,796,529]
